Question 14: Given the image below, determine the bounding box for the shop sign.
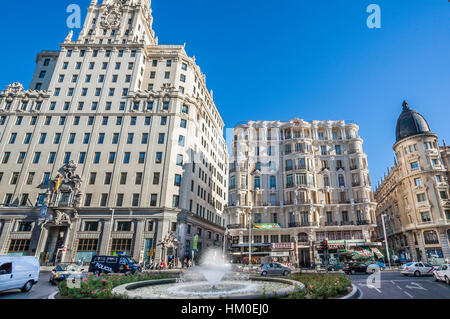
[270,252,290,257]
[271,242,294,250]
[253,223,281,230]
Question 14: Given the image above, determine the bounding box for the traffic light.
[324,240,328,251]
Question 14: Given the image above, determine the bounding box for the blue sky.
[0,0,448,188]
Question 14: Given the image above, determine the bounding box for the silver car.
[260,263,291,276]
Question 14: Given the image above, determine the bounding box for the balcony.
[352,182,361,187]
[227,224,245,229]
[350,166,358,171]
[286,183,294,188]
[288,222,301,228]
[340,221,354,226]
[325,221,339,226]
[357,220,370,225]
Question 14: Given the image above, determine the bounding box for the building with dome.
[374,101,450,264]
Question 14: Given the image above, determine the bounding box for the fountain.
[113,249,304,299]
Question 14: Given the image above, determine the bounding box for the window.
[8,240,30,253]
[414,178,422,186]
[89,173,97,185]
[160,117,167,125]
[421,211,431,222]
[100,194,108,207]
[93,153,101,164]
[423,230,439,244]
[158,133,165,144]
[132,194,140,207]
[135,172,142,185]
[138,152,145,164]
[127,133,134,144]
[117,222,132,232]
[182,105,189,114]
[84,194,92,207]
[123,152,130,164]
[178,136,185,147]
[116,194,124,207]
[33,152,41,164]
[173,195,180,208]
[141,133,149,144]
[410,162,419,170]
[440,191,448,200]
[108,153,116,164]
[17,221,33,232]
[416,193,426,203]
[79,152,86,164]
[77,239,98,252]
[120,173,127,185]
[180,119,187,128]
[150,194,158,206]
[176,155,183,166]
[103,172,112,185]
[48,152,56,164]
[84,221,98,232]
[155,152,163,164]
[63,152,71,164]
[153,173,160,185]
[174,174,182,186]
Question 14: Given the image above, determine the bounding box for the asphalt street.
[0,271,57,299]
[349,271,450,299]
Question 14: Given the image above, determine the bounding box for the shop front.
[270,243,295,267]
[229,243,271,264]
[315,240,383,266]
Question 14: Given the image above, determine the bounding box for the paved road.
[0,271,57,299]
[349,271,450,299]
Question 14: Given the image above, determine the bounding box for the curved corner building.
[224,119,379,267]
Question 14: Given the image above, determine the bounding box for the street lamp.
[248,211,252,267]
[381,214,392,268]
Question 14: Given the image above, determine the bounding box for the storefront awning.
[370,247,384,259]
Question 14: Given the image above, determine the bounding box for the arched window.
[298,232,309,243]
[423,230,439,245]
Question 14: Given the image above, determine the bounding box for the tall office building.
[374,101,449,264]
[0,0,228,266]
[224,119,379,267]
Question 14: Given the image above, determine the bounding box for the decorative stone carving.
[158,231,180,249]
[54,210,72,225]
[65,30,74,43]
[100,1,124,29]
[47,161,83,208]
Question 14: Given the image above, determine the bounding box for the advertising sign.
[271,243,294,250]
[252,223,281,230]
[193,234,199,251]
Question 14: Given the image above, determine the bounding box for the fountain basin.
[112,276,305,299]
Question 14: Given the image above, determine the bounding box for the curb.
[340,284,360,299]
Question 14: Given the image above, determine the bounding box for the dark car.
[50,264,85,285]
[327,263,345,271]
[88,255,140,275]
[343,262,369,275]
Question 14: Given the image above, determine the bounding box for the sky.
[0,0,448,188]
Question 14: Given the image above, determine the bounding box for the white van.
[0,256,40,293]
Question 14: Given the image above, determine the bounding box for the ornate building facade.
[374,101,450,264]
[0,0,228,266]
[224,119,379,267]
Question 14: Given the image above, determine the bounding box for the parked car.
[49,264,85,285]
[327,263,345,271]
[400,262,435,277]
[369,261,386,271]
[433,264,450,285]
[343,262,380,274]
[0,256,39,293]
[260,263,291,276]
[88,255,140,275]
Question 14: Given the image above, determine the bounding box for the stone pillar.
[0,219,14,254]
[99,219,113,255]
[415,231,427,262]
[133,219,145,262]
[439,229,450,261]
[34,224,49,261]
